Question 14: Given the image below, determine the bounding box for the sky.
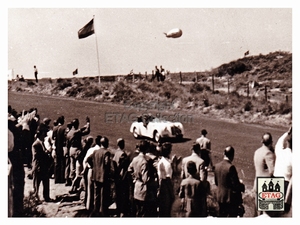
[6,3,294,80]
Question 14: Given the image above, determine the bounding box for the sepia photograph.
[6,2,296,220]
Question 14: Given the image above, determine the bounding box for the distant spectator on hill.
[155,66,161,82]
[34,65,38,83]
[19,75,25,82]
[160,65,165,82]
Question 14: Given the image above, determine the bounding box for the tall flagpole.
[93,15,101,84]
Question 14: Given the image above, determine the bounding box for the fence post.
[180,71,182,84]
[227,76,230,94]
[152,70,154,82]
[265,85,268,102]
[247,82,249,97]
[212,73,215,93]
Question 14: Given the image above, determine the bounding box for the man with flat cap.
[214,145,245,217]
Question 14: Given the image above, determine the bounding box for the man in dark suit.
[214,146,245,217]
[87,136,113,217]
[52,116,66,184]
[66,117,90,186]
[31,128,52,202]
[112,138,131,217]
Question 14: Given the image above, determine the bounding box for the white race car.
[130,114,184,142]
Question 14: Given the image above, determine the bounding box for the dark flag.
[73,68,78,76]
[78,18,94,39]
[244,50,249,57]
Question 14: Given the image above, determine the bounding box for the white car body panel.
[130,117,184,141]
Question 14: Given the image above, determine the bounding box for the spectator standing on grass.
[16,108,37,169]
[8,109,25,217]
[253,132,275,186]
[64,121,73,186]
[52,116,66,184]
[69,135,94,194]
[112,138,131,217]
[31,128,53,202]
[181,143,206,181]
[253,132,275,215]
[66,117,90,188]
[39,118,55,179]
[274,126,292,214]
[128,140,156,217]
[196,129,214,172]
[82,135,102,212]
[157,142,175,217]
[179,161,207,217]
[126,143,140,216]
[214,146,245,217]
[144,141,159,217]
[87,137,113,217]
[34,65,38,83]
[29,108,40,149]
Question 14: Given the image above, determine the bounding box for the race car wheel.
[153,131,161,142]
[133,127,140,139]
[176,134,183,141]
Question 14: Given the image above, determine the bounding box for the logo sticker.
[257,177,285,211]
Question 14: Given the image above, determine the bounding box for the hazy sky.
[7,4,294,79]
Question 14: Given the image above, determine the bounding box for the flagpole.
[93,15,101,84]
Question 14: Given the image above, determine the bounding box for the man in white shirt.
[274,126,292,213]
[82,135,101,212]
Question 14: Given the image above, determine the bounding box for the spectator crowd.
[8,104,292,218]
